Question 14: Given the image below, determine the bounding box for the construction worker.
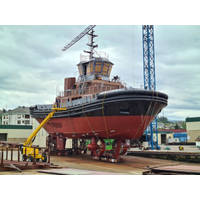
[138,141,141,149]
[56,99,60,108]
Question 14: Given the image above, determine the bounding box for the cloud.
[0,25,200,121]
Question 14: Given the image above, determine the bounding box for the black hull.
[30,89,168,119]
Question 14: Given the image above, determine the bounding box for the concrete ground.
[1,145,200,175]
[130,144,200,152]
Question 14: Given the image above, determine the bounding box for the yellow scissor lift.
[21,106,66,162]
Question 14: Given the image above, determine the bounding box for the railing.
[57,85,121,98]
[80,51,109,62]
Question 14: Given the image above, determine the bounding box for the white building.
[0,106,73,148]
[32,118,48,148]
[1,106,33,125]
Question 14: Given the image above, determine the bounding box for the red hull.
[37,115,154,140]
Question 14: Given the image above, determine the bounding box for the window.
[18,115,21,119]
[25,115,30,119]
[17,120,21,124]
[25,120,30,124]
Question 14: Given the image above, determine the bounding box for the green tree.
[157,116,168,123]
[182,121,186,129]
[174,122,180,129]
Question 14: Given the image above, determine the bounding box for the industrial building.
[0,106,47,146]
[0,124,32,143]
[186,117,200,143]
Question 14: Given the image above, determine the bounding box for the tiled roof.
[2,106,30,115]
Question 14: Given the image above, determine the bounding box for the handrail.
[57,85,122,97]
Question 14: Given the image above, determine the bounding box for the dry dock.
[0,153,198,175]
[1,144,200,175]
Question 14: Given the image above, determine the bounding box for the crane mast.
[142,25,159,150]
[62,25,96,53]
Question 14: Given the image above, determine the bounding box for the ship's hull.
[36,115,153,140]
[30,89,168,140]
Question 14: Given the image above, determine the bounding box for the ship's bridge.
[77,51,114,81]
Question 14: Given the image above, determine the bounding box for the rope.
[81,103,103,145]
[67,105,82,143]
[102,91,109,140]
[130,90,157,144]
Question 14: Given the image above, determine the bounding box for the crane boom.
[62,25,96,51]
[23,107,66,147]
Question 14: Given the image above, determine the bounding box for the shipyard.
[1,25,200,175]
[0,8,200,198]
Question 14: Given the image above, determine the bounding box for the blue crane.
[142,25,159,150]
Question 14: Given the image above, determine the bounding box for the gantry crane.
[142,25,159,150]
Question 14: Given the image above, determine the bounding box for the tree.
[182,121,186,129]
[157,116,168,123]
[174,122,180,129]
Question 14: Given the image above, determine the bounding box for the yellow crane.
[21,107,66,162]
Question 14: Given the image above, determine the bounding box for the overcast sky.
[1,0,200,121]
[1,25,200,121]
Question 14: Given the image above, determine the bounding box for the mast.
[84,29,98,59]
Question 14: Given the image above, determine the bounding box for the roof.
[186,117,200,123]
[2,106,30,115]
[158,129,186,133]
[145,131,173,134]
[0,125,32,129]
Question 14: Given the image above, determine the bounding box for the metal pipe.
[6,148,8,160]
[11,147,13,161]
[24,148,27,161]
[18,147,20,162]
[48,145,50,163]
[33,148,36,165]
[1,149,4,169]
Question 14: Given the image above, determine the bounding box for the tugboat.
[30,28,168,161]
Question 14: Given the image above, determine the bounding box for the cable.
[130,90,157,144]
[102,91,109,140]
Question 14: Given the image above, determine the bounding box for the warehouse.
[186,117,200,143]
[0,124,32,143]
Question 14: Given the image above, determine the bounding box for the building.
[173,133,187,142]
[1,106,33,125]
[32,118,48,148]
[140,131,173,145]
[0,106,34,143]
[186,117,200,143]
[0,124,33,143]
[0,110,3,124]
